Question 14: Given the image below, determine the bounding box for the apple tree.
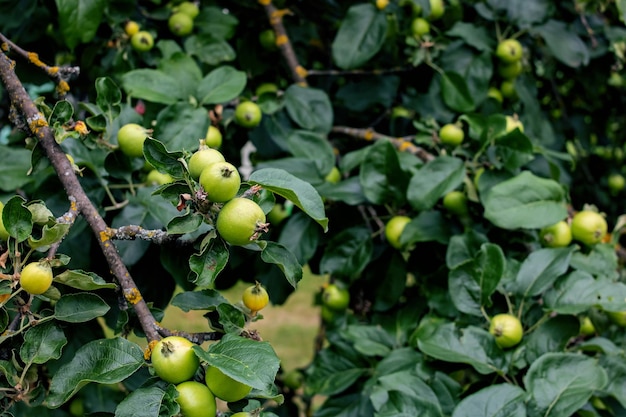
[1,0,626,416]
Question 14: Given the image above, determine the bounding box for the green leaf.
[371,372,444,416]
[401,211,452,245]
[320,226,373,281]
[248,167,328,231]
[195,7,239,40]
[532,20,590,68]
[193,333,280,392]
[259,241,303,288]
[54,293,110,323]
[286,130,336,176]
[451,384,526,417]
[121,69,185,104]
[20,322,67,364]
[524,353,608,417]
[544,270,626,314]
[343,325,395,357]
[449,243,505,316]
[143,138,186,178]
[407,156,465,211]
[95,77,121,118]
[570,243,619,280]
[172,289,229,312]
[3,195,33,242]
[189,238,229,288]
[415,322,505,375]
[184,34,236,66]
[618,0,626,24]
[510,247,574,298]
[49,100,74,125]
[523,316,579,364]
[53,269,117,291]
[217,303,246,334]
[47,337,144,408]
[153,103,210,152]
[359,140,408,207]
[336,76,400,112]
[491,129,535,171]
[601,354,626,409]
[441,72,475,113]
[0,145,32,191]
[314,392,373,417]
[158,53,203,101]
[306,348,369,397]
[331,3,387,70]
[446,22,494,52]
[27,222,70,248]
[115,385,178,417]
[482,171,567,229]
[197,65,246,105]
[167,212,204,235]
[277,212,321,265]
[284,85,334,134]
[445,230,489,270]
[55,0,105,50]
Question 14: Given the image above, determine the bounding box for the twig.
[155,324,223,344]
[258,0,308,85]
[0,33,79,97]
[331,126,435,162]
[0,39,160,342]
[307,66,413,77]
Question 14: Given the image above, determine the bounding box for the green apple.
[130,31,154,52]
[505,115,524,133]
[496,39,523,63]
[428,0,445,20]
[411,17,430,37]
[439,123,464,146]
[539,221,572,248]
[204,125,222,149]
[571,210,608,246]
[168,12,194,36]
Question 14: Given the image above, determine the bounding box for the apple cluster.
[150,336,253,417]
[493,38,524,102]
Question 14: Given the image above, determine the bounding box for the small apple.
[500,80,517,100]
[439,123,464,146]
[130,31,154,52]
[428,0,445,20]
[442,190,468,217]
[496,39,523,63]
[324,166,341,184]
[385,215,411,249]
[571,210,608,246]
[234,101,262,128]
[608,173,625,194]
[204,125,222,149]
[487,87,503,103]
[505,115,524,133]
[579,316,596,336]
[168,12,194,36]
[539,221,572,248]
[411,17,430,37]
[255,82,279,97]
[489,314,523,348]
[498,61,523,79]
[124,21,140,37]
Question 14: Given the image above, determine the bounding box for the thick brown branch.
[331,126,435,162]
[0,47,160,341]
[258,0,308,86]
